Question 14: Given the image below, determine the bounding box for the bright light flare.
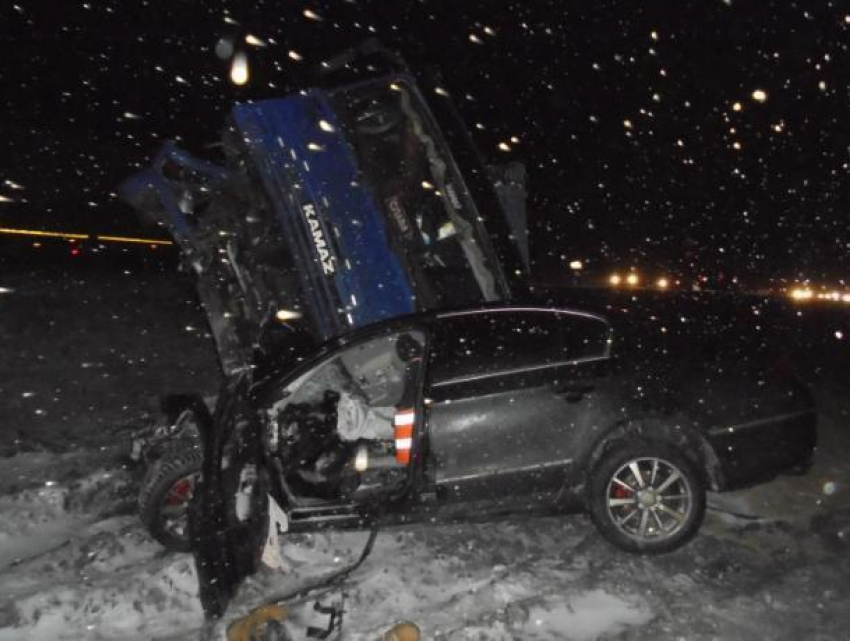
[751,89,768,103]
[789,288,814,301]
[609,273,622,286]
[657,277,669,289]
[245,34,267,47]
[354,445,369,472]
[230,52,249,85]
[569,260,583,270]
[626,273,640,286]
[275,309,303,322]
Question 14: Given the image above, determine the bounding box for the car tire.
[587,441,706,554]
[138,447,203,552]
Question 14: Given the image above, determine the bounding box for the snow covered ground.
[1,271,848,640]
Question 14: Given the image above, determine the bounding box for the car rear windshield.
[328,77,509,309]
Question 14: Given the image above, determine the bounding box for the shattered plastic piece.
[261,495,290,570]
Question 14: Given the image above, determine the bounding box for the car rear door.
[423,309,611,505]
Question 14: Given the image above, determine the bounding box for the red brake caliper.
[612,485,631,500]
[166,478,193,505]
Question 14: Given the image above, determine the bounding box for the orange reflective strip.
[394,409,415,465]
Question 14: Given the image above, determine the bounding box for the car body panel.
[425,359,611,503]
[707,408,817,489]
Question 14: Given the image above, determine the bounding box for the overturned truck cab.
[122,44,529,618]
[122,65,527,377]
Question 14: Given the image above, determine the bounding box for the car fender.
[578,414,724,498]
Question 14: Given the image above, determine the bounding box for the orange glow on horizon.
[0,227,172,246]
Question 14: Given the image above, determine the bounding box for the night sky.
[1,0,847,286]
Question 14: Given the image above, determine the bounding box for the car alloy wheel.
[588,441,706,554]
[606,456,692,542]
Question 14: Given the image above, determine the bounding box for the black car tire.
[587,441,706,554]
[139,447,204,552]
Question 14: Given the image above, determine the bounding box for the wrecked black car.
[191,300,816,617]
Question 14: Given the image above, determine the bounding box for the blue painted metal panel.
[232,92,416,339]
[119,141,231,252]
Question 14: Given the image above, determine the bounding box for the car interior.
[264,330,425,504]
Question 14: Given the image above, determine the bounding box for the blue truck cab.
[122,68,527,377]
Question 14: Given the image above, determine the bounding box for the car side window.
[430,310,609,383]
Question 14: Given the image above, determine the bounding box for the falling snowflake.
[751,88,768,102]
[230,52,249,85]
